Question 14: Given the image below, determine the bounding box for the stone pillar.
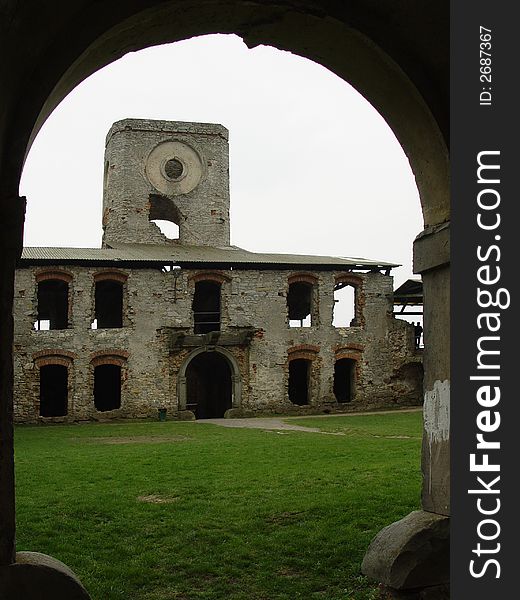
[0,197,92,598]
[414,223,450,516]
[362,223,450,598]
[0,196,25,567]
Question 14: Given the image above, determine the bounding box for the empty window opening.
[186,352,232,419]
[39,364,68,417]
[334,358,356,403]
[94,280,123,328]
[288,359,311,406]
[288,282,312,328]
[333,283,356,327]
[193,281,221,334]
[150,219,180,239]
[36,279,68,330]
[149,193,180,240]
[94,364,122,411]
[164,158,184,180]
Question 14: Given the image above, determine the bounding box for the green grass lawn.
[14,411,422,600]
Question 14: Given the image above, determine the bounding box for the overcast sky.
[20,34,422,290]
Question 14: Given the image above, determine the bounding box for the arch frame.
[188,271,231,285]
[93,270,128,284]
[0,0,450,590]
[176,346,242,412]
[33,349,76,369]
[35,269,73,284]
[90,349,129,368]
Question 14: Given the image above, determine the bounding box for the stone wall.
[13,264,421,423]
[103,119,230,248]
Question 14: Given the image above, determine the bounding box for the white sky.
[20,34,422,293]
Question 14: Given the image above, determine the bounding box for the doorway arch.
[0,1,449,594]
[177,347,241,418]
[185,352,231,418]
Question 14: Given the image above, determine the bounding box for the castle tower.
[102,119,230,247]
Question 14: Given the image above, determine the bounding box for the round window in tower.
[164,158,184,180]
[146,140,203,195]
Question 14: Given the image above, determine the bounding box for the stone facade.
[13,119,422,423]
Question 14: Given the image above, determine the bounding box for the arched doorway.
[185,351,232,419]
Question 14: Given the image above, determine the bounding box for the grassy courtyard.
[14,411,422,600]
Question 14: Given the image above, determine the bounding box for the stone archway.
[186,352,231,418]
[0,2,449,596]
[177,346,242,417]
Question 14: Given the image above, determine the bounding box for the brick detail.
[94,270,128,283]
[189,271,230,284]
[335,351,360,362]
[335,343,364,353]
[335,273,363,287]
[91,355,127,368]
[35,270,73,283]
[90,349,129,366]
[33,349,75,368]
[288,272,318,285]
[288,344,319,362]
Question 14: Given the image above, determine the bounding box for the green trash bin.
[158,408,167,422]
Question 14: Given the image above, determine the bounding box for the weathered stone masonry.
[13,119,422,423]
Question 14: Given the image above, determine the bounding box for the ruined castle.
[13,119,422,423]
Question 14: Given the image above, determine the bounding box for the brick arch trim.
[335,351,361,362]
[33,349,76,368]
[93,270,128,283]
[177,346,241,410]
[335,343,364,354]
[288,344,320,362]
[189,271,231,284]
[334,273,363,287]
[90,349,129,367]
[288,273,319,285]
[35,270,73,283]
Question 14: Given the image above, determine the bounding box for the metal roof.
[393,278,423,305]
[19,243,399,271]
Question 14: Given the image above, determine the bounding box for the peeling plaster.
[423,379,450,443]
[423,379,450,496]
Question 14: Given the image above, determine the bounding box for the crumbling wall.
[13,266,170,422]
[13,263,421,422]
[103,120,231,248]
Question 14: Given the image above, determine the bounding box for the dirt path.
[197,407,421,434]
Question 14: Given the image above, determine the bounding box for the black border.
[451,2,518,596]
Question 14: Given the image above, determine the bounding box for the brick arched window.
[287,345,319,406]
[189,272,230,334]
[334,345,363,403]
[90,350,128,412]
[287,273,319,328]
[333,274,364,327]
[35,271,72,330]
[93,271,127,329]
[33,350,75,417]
